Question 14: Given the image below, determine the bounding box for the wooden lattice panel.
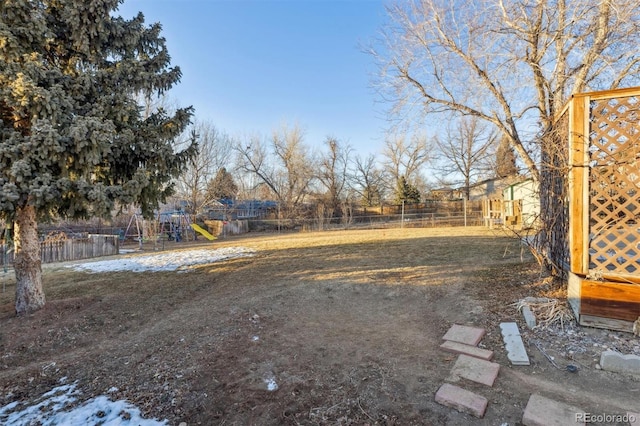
[588,96,640,274]
[541,109,570,271]
[552,111,570,269]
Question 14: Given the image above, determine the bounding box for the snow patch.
[69,247,255,273]
[0,382,166,425]
[264,374,278,391]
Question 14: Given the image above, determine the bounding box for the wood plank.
[580,279,640,322]
[597,272,640,285]
[577,85,640,101]
[578,314,634,333]
[567,273,582,319]
[580,96,591,273]
[568,95,589,274]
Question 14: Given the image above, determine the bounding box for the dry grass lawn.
[0,226,638,425]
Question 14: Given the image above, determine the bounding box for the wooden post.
[568,94,590,275]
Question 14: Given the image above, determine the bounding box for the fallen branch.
[357,398,375,422]
[532,340,561,369]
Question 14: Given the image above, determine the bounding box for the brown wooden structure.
[1,234,119,267]
[482,199,523,228]
[559,87,640,332]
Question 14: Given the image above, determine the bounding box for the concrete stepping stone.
[440,340,494,361]
[521,305,537,329]
[442,324,486,346]
[435,383,488,418]
[522,394,585,426]
[600,350,640,376]
[500,322,530,366]
[448,354,500,387]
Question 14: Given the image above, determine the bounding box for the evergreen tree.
[395,176,421,204]
[206,167,238,200]
[0,0,195,314]
[362,185,383,207]
[495,137,518,178]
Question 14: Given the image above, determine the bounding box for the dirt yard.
[0,227,638,425]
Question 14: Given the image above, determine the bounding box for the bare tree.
[374,0,640,181]
[174,121,233,216]
[434,116,497,199]
[317,137,352,217]
[381,133,430,197]
[351,154,387,207]
[137,92,177,121]
[234,134,272,199]
[235,124,314,218]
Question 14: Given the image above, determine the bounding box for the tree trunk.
[14,204,45,315]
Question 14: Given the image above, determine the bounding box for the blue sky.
[116,0,391,154]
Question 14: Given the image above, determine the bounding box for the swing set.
[123,210,196,248]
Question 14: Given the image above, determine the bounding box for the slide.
[190,223,216,241]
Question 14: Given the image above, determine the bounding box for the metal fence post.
[464,198,467,227]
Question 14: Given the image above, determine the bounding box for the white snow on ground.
[0,381,166,426]
[265,378,278,391]
[263,373,278,392]
[69,247,255,273]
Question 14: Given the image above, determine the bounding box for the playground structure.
[124,210,214,246]
[157,211,194,242]
[190,223,216,241]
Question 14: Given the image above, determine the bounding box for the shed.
[468,176,520,201]
[502,179,540,228]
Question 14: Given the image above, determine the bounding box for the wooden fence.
[0,234,119,267]
[482,199,524,228]
[204,220,249,237]
[354,200,481,216]
[553,86,640,332]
